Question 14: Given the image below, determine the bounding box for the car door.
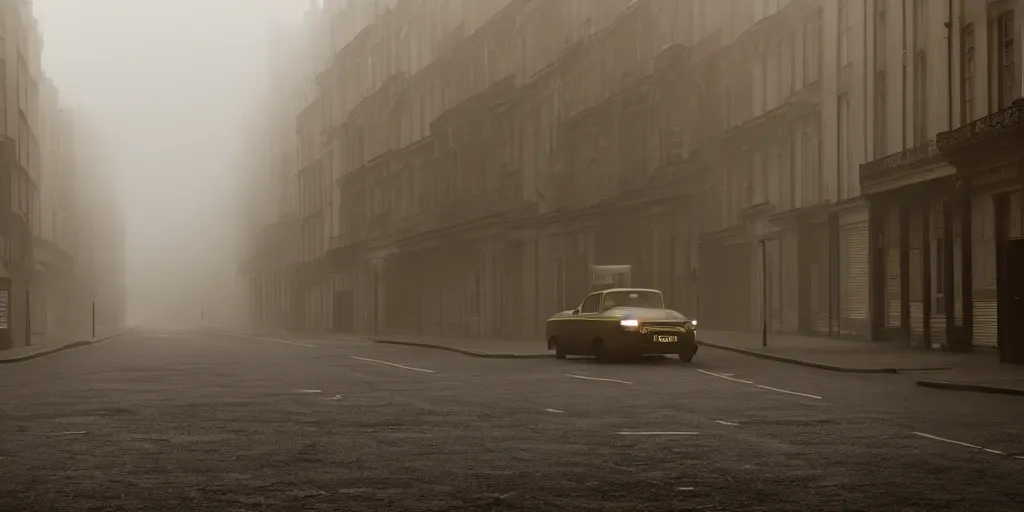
[574,293,603,353]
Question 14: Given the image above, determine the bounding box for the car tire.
[553,338,566,359]
[593,339,612,363]
[678,352,694,363]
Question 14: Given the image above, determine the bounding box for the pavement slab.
[1,329,1022,511]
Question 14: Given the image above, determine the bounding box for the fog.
[35,0,308,328]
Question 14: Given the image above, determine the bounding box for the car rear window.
[602,291,663,309]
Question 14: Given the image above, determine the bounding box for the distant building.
[0,0,44,349]
[33,77,77,341]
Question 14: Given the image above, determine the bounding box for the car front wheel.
[552,337,566,359]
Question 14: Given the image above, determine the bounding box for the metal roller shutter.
[886,248,901,328]
[841,223,869,320]
[973,299,998,347]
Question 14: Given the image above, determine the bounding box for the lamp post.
[759,239,768,348]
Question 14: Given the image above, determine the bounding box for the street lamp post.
[759,239,768,348]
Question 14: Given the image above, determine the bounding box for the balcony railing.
[859,140,941,183]
[937,98,1024,154]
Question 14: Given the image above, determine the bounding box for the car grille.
[641,322,688,333]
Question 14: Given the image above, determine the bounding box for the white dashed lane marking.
[566,374,633,385]
[219,332,316,348]
[697,369,754,384]
[544,409,564,413]
[350,356,435,374]
[697,369,821,400]
[912,432,1019,459]
[714,420,740,426]
[618,431,699,436]
[755,384,822,400]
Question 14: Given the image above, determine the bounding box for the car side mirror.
[571,308,580,315]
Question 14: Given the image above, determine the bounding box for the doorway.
[1001,239,1024,363]
[333,290,353,332]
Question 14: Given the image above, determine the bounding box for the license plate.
[654,335,677,342]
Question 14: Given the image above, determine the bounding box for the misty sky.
[35,0,309,324]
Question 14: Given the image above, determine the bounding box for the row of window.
[872,3,1017,158]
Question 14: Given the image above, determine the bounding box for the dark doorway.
[333,290,353,333]
[1001,239,1024,363]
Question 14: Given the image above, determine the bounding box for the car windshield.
[602,290,664,310]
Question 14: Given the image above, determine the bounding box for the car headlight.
[691,320,698,327]
[620,318,639,328]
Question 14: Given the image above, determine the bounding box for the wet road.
[1,329,1022,511]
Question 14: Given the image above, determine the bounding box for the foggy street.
[2,332,1022,511]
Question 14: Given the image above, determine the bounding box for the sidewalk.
[696,329,960,373]
[370,333,551,359]
[0,328,126,364]
[697,328,1024,396]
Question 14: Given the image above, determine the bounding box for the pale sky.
[34,0,309,324]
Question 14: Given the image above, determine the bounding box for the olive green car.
[546,288,698,362]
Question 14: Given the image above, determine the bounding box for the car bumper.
[607,331,698,356]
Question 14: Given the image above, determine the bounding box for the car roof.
[598,288,662,294]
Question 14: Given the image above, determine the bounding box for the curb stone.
[0,327,134,364]
[372,338,554,359]
[916,380,1024,397]
[696,339,953,374]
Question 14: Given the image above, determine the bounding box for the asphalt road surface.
[1,329,1022,511]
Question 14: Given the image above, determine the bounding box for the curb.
[372,338,553,359]
[696,340,953,374]
[0,328,133,364]
[916,380,1024,397]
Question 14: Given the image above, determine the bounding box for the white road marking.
[566,374,633,385]
[221,332,315,348]
[544,409,564,413]
[326,395,343,401]
[910,432,1010,457]
[351,356,435,373]
[61,431,88,435]
[697,370,822,400]
[714,420,740,426]
[676,487,695,491]
[697,369,754,384]
[755,384,822,400]
[1015,456,1024,460]
[618,431,699,436]
[295,389,322,394]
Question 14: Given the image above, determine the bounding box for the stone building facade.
[242,0,1023,364]
[861,0,1023,363]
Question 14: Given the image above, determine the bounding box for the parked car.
[545,288,698,362]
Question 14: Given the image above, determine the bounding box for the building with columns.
[241,0,1023,364]
[861,0,1023,362]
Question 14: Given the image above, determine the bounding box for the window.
[914,0,928,51]
[962,24,976,122]
[839,0,851,66]
[580,294,601,314]
[803,11,822,84]
[875,71,888,157]
[914,51,929,145]
[602,290,665,310]
[838,93,850,197]
[994,11,1016,109]
[874,0,887,72]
